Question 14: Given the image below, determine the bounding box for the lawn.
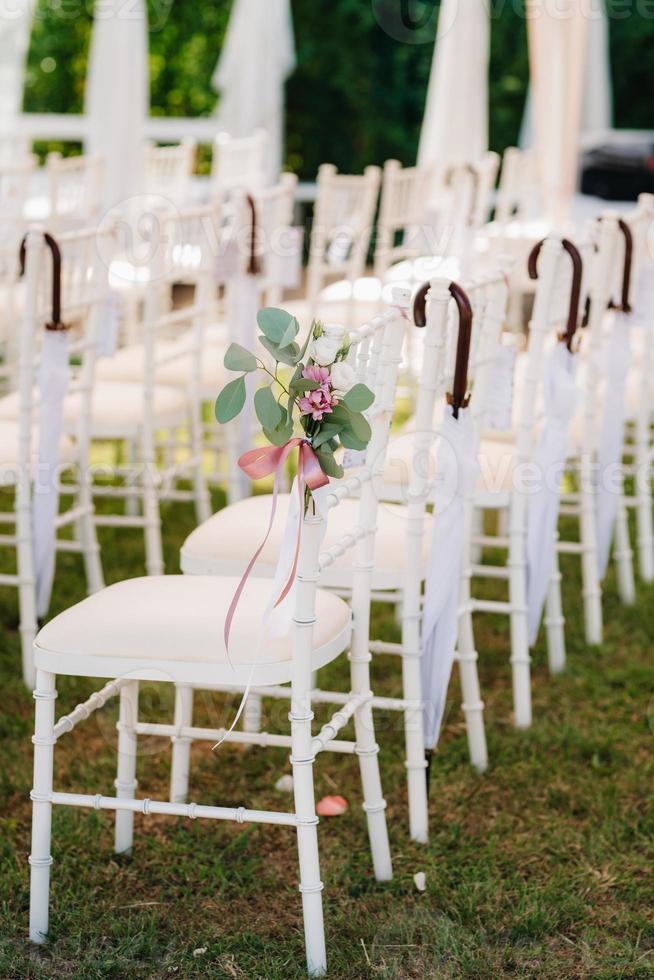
[0,491,652,979]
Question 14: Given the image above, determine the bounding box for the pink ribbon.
[223,438,330,656]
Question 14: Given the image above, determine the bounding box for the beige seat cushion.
[96,339,227,392]
[0,381,187,436]
[181,494,434,590]
[0,421,77,486]
[34,575,351,685]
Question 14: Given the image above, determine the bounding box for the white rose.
[330,361,357,398]
[310,326,344,366]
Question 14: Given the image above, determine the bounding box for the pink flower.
[299,364,338,421]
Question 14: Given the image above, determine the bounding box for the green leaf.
[258,335,300,367]
[339,428,368,451]
[223,343,258,373]
[257,308,295,344]
[342,383,375,412]
[327,404,352,425]
[278,316,300,350]
[312,424,344,449]
[215,376,246,423]
[263,417,293,447]
[315,450,344,479]
[290,379,320,393]
[348,412,372,443]
[254,386,283,430]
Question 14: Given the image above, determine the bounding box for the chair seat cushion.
[0,421,77,485]
[34,575,351,685]
[0,381,187,436]
[96,338,227,392]
[181,494,434,589]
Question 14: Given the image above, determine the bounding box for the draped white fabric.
[417,0,489,170]
[33,331,70,618]
[421,408,479,750]
[85,0,149,210]
[596,313,632,577]
[525,0,589,224]
[212,0,296,185]
[526,343,578,644]
[520,0,612,150]
[0,0,33,158]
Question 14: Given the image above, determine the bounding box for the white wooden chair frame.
[28,300,408,978]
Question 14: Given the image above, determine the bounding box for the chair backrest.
[293,292,409,678]
[305,164,381,308]
[47,152,104,230]
[211,130,268,198]
[0,157,35,281]
[253,173,299,305]
[144,141,196,205]
[374,159,435,282]
[495,147,539,225]
[18,225,114,457]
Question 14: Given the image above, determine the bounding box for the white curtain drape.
[85,0,149,211]
[520,1,612,149]
[525,0,589,224]
[417,0,489,170]
[0,1,33,160]
[212,0,296,185]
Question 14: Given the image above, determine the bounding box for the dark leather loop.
[412,279,473,418]
[528,238,583,352]
[19,231,66,330]
[614,218,633,314]
[245,194,261,276]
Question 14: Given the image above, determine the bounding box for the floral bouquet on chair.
[215,308,375,486]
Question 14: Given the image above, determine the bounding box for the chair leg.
[170,685,193,804]
[115,681,139,854]
[508,501,531,729]
[614,495,636,605]
[579,460,603,644]
[141,437,164,577]
[456,607,488,772]
[635,453,654,582]
[353,696,393,882]
[78,476,104,595]
[16,490,37,690]
[190,410,211,525]
[545,542,566,674]
[125,438,140,518]
[242,692,263,734]
[29,669,57,944]
[400,654,429,844]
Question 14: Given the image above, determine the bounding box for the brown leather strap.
[613,218,634,314]
[412,279,473,418]
[245,194,261,276]
[528,238,583,352]
[19,231,67,331]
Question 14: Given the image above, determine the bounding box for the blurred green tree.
[22,0,654,178]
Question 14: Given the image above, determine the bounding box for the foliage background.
[23,0,654,178]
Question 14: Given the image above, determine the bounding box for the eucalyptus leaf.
[315,450,343,479]
[312,424,344,449]
[257,308,294,343]
[254,386,283,430]
[263,418,294,447]
[339,428,368,451]
[223,343,258,373]
[259,334,300,367]
[342,383,375,412]
[278,316,300,350]
[348,411,372,443]
[215,376,246,423]
[290,379,320,393]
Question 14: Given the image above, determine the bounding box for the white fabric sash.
[526,343,578,645]
[33,330,70,617]
[596,312,632,577]
[421,408,479,749]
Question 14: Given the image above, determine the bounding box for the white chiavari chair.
[0,226,108,686]
[284,164,381,328]
[210,129,268,198]
[27,296,408,978]
[471,236,589,725]
[373,159,438,287]
[46,152,104,231]
[144,140,196,205]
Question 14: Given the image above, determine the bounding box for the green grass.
[0,492,653,979]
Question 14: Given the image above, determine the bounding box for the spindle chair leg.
[508,500,531,729]
[125,438,140,517]
[544,542,566,674]
[189,410,211,525]
[17,489,37,689]
[635,452,654,581]
[170,684,193,804]
[79,481,104,595]
[579,457,603,644]
[141,433,164,577]
[614,493,636,605]
[456,608,488,772]
[400,655,429,844]
[29,669,57,943]
[242,692,263,734]
[115,681,139,854]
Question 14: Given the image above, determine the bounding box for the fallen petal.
[316,794,348,817]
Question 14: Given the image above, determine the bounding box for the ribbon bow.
[223,437,329,653]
